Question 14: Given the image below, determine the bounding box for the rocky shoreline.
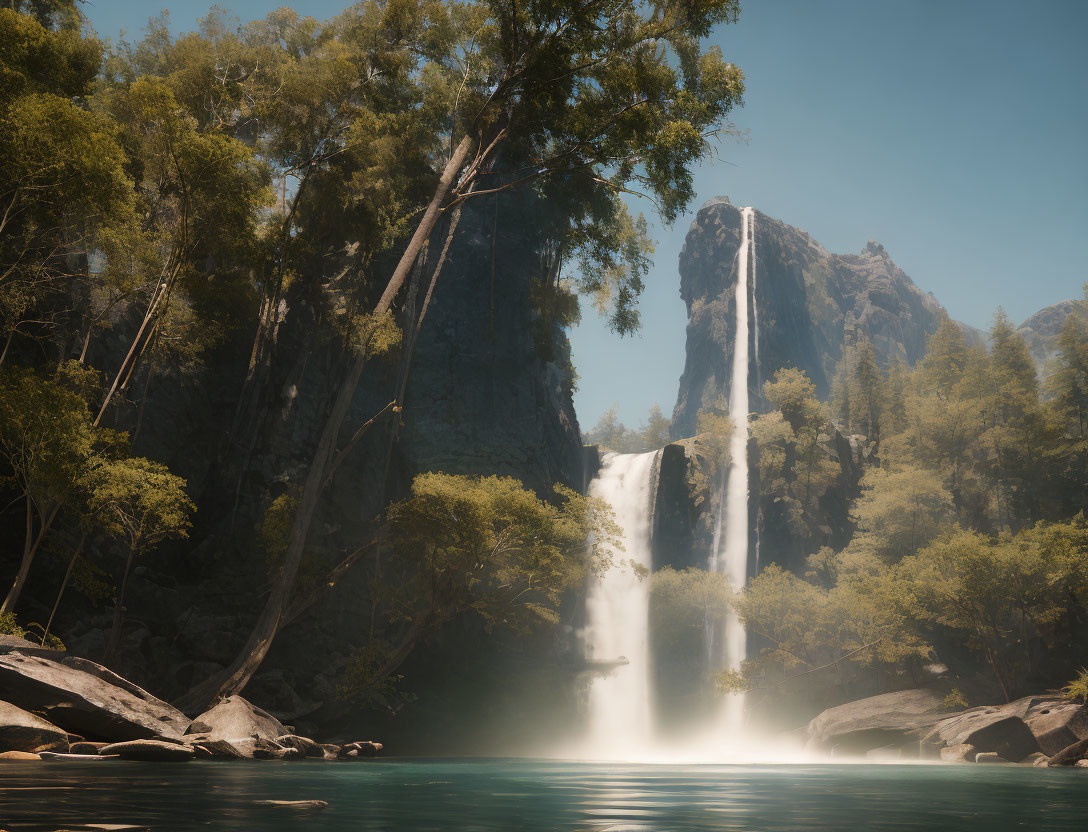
[0,649,381,763]
[805,688,1088,766]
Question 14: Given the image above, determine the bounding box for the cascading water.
[583,450,660,759]
[708,206,755,738]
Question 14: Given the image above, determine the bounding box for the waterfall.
[583,450,659,759]
[709,206,754,737]
[750,211,761,389]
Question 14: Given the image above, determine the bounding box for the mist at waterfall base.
[561,209,814,763]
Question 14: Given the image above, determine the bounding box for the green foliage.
[335,472,617,707]
[585,403,674,453]
[845,465,954,564]
[1062,669,1088,705]
[90,457,193,556]
[0,610,27,639]
[650,566,731,660]
[943,688,969,710]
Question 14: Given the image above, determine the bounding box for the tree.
[845,465,954,564]
[642,403,672,450]
[900,522,1088,702]
[0,9,135,364]
[336,472,617,706]
[0,366,99,613]
[1048,291,1088,510]
[763,367,834,511]
[192,0,747,706]
[849,339,882,443]
[95,457,193,662]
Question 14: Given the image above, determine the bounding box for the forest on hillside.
[642,304,1088,718]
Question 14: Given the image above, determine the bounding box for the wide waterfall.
[583,450,660,759]
[708,205,755,737]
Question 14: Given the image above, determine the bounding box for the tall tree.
[186,0,747,706]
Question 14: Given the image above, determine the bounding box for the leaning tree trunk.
[42,532,87,644]
[104,546,137,664]
[178,133,479,712]
[1,498,59,615]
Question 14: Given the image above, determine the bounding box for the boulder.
[1076,759,1088,768]
[1020,752,1048,766]
[69,741,110,754]
[184,696,286,743]
[0,699,70,752]
[319,743,340,760]
[0,750,41,760]
[338,740,383,758]
[185,735,296,760]
[1045,737,1088,767]
[0,633,65,658]
[0,652,189,741]
[922,710,1040,762]
[98,739,195,762]
[1006,696,1088,756]
[975,752,1008,764]
[806,689,952,755]
[275,734,324,758]
[939,744,976,762]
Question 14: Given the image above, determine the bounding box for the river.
[1,759,1084,830]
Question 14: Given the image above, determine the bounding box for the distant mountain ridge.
[670,197,1079,437]
[672,198,944,436]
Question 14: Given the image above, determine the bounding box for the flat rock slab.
[38,752,116,761]
[256,800,328,810]
[0,699,70,752]
[0,750,42,760]
[0,652,189,742]
[99,740,194,762]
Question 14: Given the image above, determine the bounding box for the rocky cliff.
[671,198,948,437]
[40,193,584,748]
[1017,300,1082,370]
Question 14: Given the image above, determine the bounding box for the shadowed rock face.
[1017,299,1082,368]
[671,198,949,437]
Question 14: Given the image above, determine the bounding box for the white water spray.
[709,206,754,737]
[583,450,660,759]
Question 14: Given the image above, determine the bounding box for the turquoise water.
[1,759,1085,830]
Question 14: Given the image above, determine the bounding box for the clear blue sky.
[84,0,1088,430]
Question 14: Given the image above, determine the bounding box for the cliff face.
[1017,300,1082,370]
[52,194,584,741]
[671,198,948,437]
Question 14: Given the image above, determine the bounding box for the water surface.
[0,758,1083,831]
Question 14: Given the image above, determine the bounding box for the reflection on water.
[0,759,1085,831]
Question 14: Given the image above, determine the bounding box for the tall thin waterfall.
[583,450,659,758]
[709,206,755,736]
[750,211,761,389]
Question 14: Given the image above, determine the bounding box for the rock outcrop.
[0,700,70,753]
[671,198,949,437]
[0,652,189,742]
[806,689,953,755]
[1017,300,1082,369]
[921,710,1040,763]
